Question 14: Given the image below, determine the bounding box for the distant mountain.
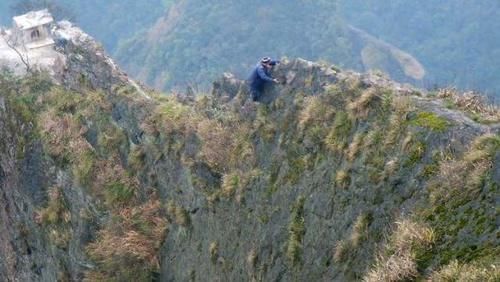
[114,0,425,91]
[340,0,500,97]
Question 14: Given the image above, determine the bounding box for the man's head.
[261,57,273,68]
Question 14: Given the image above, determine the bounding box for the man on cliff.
[248,57,280,102]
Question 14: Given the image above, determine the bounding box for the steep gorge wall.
[0,53,498,281]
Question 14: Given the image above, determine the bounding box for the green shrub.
[105,181,136,207]
[128,145,146,172]
[73,150,96,186]
[38,187,70,226]
[405,141,426,167]
[409,112,449,132]
[98,125,127,153]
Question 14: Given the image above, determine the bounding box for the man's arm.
[257,65,275,82]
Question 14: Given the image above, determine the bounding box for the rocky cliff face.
[0,25,499,282]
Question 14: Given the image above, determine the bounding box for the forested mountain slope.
[340,0,500,97]
[114,0,424,90]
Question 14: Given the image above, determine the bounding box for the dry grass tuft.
[92,157,140,208]
[37,186,71,226]
[347,88,379,119]
[335,169,351,189]
[350,213,372,247]
[298,96,335,129]
[437,88,500,123]
[392,95,415,115]
[209,241,219,264]
[333,239,350,263]
[365,251,417,282]
[383,158,399,178]
[364,220,434,282]
[40,110,93,162]
[247,249,258,269]
[363,127,383,149]
[197,119,234,172]
[86,197,167,280]
[221,170,259,201]
[347,133,365,161]
[391,220,435,251]
[429,134,498,204]
[166,200,191,227]
[325,111,353,152]
[221,173,239,198]
[384,114,406,148]
[429,260,500,282]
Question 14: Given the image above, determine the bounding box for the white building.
[12,9,55,50]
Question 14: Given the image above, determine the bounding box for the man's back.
[249,64,272,88]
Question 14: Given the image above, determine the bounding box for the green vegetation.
[325,111,352,152]
[37,186,72,248]
[405,141,426,167]
[350,213,372,247]
[73,150,96,186]
[38,186,70,226]
[167,200,191,227]
[105,181,136,207]
[409,112,449,132]
[286,196,306,265]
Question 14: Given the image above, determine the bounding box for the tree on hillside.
[10,0,75,21]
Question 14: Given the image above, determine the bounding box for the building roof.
[13,9,54,30]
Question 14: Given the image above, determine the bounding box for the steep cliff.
[0,29,499,281]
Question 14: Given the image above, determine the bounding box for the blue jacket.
[248,60,279,90]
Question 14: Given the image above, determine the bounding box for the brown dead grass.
[347,88,380,119]
[333,239,350,263]
[429,260,500,282]
[298,96,335,129]
[197,119,234,172]
[40,110,93,161]
[429,134,498,204]
[437,88,500,123]
[347,133,365,162]
[86,197,167,280]
[364,220,434,282]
